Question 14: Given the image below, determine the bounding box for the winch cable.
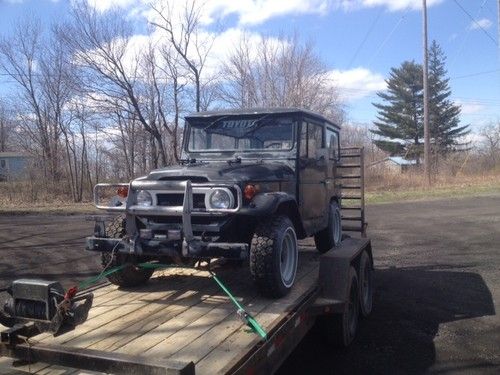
[64,262,268,341]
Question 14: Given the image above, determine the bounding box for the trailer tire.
[100,216,154,287]
[314,201,342,253]
[250,215,298,298]
[320,266,359,347]
[358,251,373,317]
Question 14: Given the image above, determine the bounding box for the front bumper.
[85,236,248,260]
[87,180,248,259]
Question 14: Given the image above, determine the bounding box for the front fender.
[238,192,294,216]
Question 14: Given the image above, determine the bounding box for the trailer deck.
[1,238,372,375]
[1,245,321,375]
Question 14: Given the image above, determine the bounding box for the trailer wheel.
[250,215,298,298]
[100,216,154,287]
[358,251,373,317]
[320,266,359,347]
[314,201,342,253]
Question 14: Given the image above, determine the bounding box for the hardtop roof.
[185,107,340,129]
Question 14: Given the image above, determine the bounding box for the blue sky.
[0,0,499,137]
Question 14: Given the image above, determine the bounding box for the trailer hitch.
[0,279,93,336]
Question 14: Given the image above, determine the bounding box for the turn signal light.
[244,184,259,200]
[117,186,129,198]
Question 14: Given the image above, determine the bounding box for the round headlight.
[136,190,152,207]
[207,189,233,209]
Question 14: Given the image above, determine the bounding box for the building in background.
[0,152,29,180]
[368,156,419,174]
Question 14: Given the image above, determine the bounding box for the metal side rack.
[338,146,367,237]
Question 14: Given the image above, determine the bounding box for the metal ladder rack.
[338,147,367,237]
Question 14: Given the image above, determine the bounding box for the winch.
[0,279,93,335]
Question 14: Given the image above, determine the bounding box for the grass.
[0,202,98,215]
[1,174,499,214]
[365,181,500,204]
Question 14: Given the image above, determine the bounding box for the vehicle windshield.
[186,115,295,152]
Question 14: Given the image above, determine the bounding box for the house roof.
[185,107,341,129]
[0,152,29,158]
[388,156,418,166]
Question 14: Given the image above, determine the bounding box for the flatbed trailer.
[0,237,373,375]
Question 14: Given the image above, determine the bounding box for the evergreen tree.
[371,61,423,160]
[428,40,469,152]
[372,41,469,160]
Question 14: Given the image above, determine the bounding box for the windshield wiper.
[227,155,242,165]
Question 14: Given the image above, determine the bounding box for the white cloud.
[86,0,136,13]
[328,68,386,101]
[85,0,445,27]
[469,18,493,31]
[358,0,444,12]
[454,99,485,115]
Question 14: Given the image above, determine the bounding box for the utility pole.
[422,0,431,186]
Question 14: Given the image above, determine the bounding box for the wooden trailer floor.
[0,246,320,375]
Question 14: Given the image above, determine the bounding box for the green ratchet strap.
[210,272,268,340]
[138,262,267,340]
[78,264,126,290]
[74,262,268,341]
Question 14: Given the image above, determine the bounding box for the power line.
[449,0,488,71]
[452,0,498,47]
[367,7,411,66]
[348,8,383,68]
[450,68,500,79]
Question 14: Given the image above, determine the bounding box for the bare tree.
[0,101,13,152]
[59,2,172,167]
[0,18,63,181]
[480,122,500,168]
[150,0,215,113]
[219,33,345,123]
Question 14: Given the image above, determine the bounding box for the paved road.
[280,194,500,375]
[0,195,499,374]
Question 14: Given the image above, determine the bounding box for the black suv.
[87,108,342,297]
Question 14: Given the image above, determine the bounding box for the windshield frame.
[184,114,298,154]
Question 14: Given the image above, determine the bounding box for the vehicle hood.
[143,161,295,183]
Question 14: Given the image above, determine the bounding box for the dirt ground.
[0,194,499,374]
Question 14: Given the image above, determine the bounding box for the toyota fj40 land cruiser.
[87,108,342,297]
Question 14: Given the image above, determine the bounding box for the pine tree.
[371,61,423,160]
[428,40,469,152]
[372,42,469,160]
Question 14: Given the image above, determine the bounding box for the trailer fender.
[318,237,372,310]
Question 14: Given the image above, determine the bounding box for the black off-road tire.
[318,266,359,347]
[250,215,298,298]
[314,201,342,253]
[100,216,153,287]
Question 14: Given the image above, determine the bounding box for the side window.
[300,123,308,157]
[0,159,5,168]
[300,121,324,158]
[307,123,323,157]
[326,128,339,160]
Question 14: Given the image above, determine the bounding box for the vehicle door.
[299,120,328,234]
[325,126,341,199]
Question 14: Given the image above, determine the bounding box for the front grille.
[156,193,206,209]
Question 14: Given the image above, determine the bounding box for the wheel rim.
[279,227,298,288]
[332,206,341,244]
[347,282,358,336]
